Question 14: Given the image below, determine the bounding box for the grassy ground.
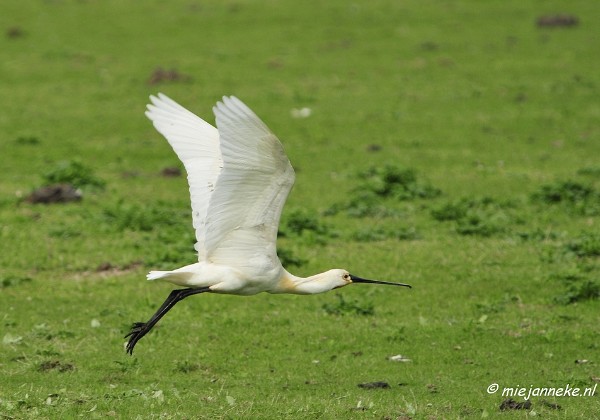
[1,0,599,418]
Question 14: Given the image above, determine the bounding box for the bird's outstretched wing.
[206,96,295,269]
[145,94,221,260]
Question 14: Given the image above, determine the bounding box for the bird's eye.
[343,274,350,280]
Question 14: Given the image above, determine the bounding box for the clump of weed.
[355,165,441,201]
[456,215,508,236]
[276,248,307,268]
[531,180,600,216]
[553,270,600,305]
[565,233,600,258]
[562,280,600,304]
[102,201,185,232]
[43,160,105,189]
[101,201,195,266]
[577,166,600,178]
[386,326,407,343]
[281,209,330,237]
[515,229,561,242]
[143,230,197,267]
[326,191,397,218]
[15,135,40,145]
[351,226,419,242]
[549,235,600,304]
[322,294,374,316]
[0,275,32,288]
[327,164,440,217]
[431,197,517,236]
[174,360,200,373]
[532,180,593,203]
[279,209,335,247]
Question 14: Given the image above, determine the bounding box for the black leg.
[125,286,211,355]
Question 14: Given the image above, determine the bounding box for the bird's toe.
[124,322,146,338]
[124,322,150,355]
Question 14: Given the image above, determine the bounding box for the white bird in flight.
[125,94,411,354]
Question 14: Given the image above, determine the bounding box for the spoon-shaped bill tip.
[350,274,412,288]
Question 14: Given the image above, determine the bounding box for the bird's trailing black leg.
[125,286,211,355]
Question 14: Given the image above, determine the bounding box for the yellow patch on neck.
[276,273,298,292]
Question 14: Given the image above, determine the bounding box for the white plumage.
[125,94,410,354]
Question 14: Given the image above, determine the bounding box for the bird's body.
[149,263,352,295]
[125,94,411,354]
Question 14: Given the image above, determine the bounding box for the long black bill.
[350,274,411,288]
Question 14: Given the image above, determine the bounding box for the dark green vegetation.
[1,0,599,418]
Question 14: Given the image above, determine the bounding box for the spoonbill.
[125,94,411,354]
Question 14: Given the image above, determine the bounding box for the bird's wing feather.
[205,96,295,271]
[145,93,222,260]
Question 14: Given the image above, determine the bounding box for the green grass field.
[1,0,599,418]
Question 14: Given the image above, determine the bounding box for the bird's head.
[325,269,412,290]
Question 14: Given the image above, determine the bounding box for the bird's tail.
[147,271,171,281]
[146,270,196,287]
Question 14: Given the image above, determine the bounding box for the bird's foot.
[124,322,149,355]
